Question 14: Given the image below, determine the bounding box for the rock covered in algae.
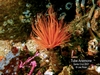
[0,0,31,41]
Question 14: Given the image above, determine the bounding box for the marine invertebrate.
[0,47,20,74]
[30,6,70,49]
[30,6,71,73]
[65,2,73,10]
[18,51,39,75]
[28,61,37,75]
[0,56,4,61]
[19,51,39,68]
[88,38,98,56]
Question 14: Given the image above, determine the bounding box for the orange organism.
[0,56,4,61]
[30,6,71,49]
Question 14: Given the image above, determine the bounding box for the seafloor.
[0,0,100,75]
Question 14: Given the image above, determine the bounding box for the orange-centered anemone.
[30,6,71,49]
